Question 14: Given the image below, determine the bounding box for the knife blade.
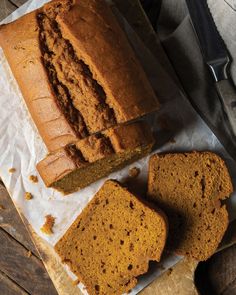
[185,0,236,137]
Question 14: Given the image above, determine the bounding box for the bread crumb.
[0,204,5,210]
[25,192,33,200]
[27,251,32,258]
[167,268,173,276]
[40,215,55,235]
[129,167,140,178]
[29,175,38,183]
[9,168,16,174]
[73,279,80,285]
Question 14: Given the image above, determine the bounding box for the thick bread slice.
[55,180,168,295]
[0,0,159,152]
[37,121,154,194]
[148,152,233,261]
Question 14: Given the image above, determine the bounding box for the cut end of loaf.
[55,180,167,295]
[37,121,154,194]
[52,144,152,195]
[148,151,233,261]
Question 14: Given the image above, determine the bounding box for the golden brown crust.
[148,151,233,261]
[0,11,78,151]
[103,121,154,152]
[37,121,154,193]
[57,0,159,121]
[55,180,167,295]
[0,0,159,152]
[37,148,79,187]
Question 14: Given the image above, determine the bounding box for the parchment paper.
[0,1,236,294]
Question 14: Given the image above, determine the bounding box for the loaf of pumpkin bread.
[148,151,233,261]
[55,180,168,295]
[37,121,154,194]
[0,0,159,152]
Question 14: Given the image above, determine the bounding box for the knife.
[185,0,236,137]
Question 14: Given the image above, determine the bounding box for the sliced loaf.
[0,0,159,152]
[148,151,233,261]
[55,180,167,295]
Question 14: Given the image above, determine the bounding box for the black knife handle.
[186,0,231,82]
[216,80,236,136]
[208,56,230,82]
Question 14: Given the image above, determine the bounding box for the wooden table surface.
[1,1,236,295]
[0,4,55,295]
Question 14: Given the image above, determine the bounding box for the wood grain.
[0,0,16,21]
[0,228,57,295]
[0,185,39,257]
[0,182,57,294]
[30,228,82,295]
[140,258,198,295]
[223,276,236,295]
[0,270,28,295]
[208,244,236,294]
[10,0,28,7]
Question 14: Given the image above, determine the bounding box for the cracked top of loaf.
[0,0,159,152]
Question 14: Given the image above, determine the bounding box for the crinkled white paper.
[0,1,236,294]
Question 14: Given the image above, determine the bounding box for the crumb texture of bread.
[55,180,167,295]
[148,151,233,261]
[37,121,154,194]
[0,0,158,152]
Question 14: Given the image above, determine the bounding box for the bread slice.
[148,151,233,261]
[0,0,159,152]
[37,121,154,194]
[55,180,167,295]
